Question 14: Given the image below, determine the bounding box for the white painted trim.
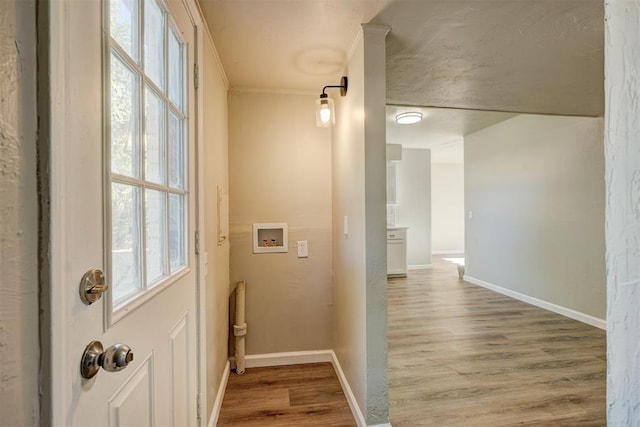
[193,16,208,427]
[229,350,333,369]
[368,424,393,427]
[192,0,230,89]
[230,87,317,96]
[48,2,71,423]
[207,361,230,427]
[329,350,367,427]
[432,250,465,255]
[463,275,607,330]
[408,264,433,270]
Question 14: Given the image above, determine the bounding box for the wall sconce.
[315,76,348,127]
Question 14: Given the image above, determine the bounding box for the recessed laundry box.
[252,223,288,253]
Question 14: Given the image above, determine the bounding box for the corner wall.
[396,148,432,267]
[202,34,230,417]
[0,1,39,424]
[465,114,606,321]
[228,91,333,355]
[431,162,464,254]
[605,0,640,421]
[333,24,389,425]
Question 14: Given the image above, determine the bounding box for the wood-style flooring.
[388,256,606,426]
[217,362,356,426]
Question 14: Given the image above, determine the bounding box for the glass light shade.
[315,96,335,127]
[395,112,423,125]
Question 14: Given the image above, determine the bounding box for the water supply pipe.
[233,281,247,374]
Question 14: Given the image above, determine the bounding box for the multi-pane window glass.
[110,54,140,178]
[144,88,166,185]
[111,182,142,300]
[144,0,165,89]
[109,0,188,307]
[110,0,139,62]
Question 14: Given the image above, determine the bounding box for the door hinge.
[194,63,199,90]
[195,230,200,255]
[196,391,202,422]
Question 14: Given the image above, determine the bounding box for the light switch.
[468,211,473,220]
[297,240,308,258]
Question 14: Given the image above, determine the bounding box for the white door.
[48,0,200,425]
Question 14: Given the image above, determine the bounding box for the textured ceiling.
[387,106,517,163]
[372,0,604,116]
[199,0,604,156]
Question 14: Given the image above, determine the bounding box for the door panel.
[108,356,154,427]
[169,315,190,426]
[49,0,198,425]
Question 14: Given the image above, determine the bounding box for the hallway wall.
[465,114,606,321]
[431,162,465,254]
[396,148,432,267]
[202,33,230,418]
[333,24,389,425]
[228,91,333,355]
[0,1,39,424]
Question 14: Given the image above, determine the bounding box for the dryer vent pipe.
[234,281,247,374]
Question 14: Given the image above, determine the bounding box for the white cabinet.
[387,228,408,277]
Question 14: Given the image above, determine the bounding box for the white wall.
[0,1,38,424]
[332,38,367,420]
[465,114,606,320]
[228,91,333,355]
[202,33,230,418]
[396,149,432,266]
[333,24,389,425]
[431,163,464,254]
[605,0,640,422]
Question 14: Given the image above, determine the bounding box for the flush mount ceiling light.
[315,76,348,127]
[395,112,423,125]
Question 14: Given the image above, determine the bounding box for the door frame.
[188,0,209,423]
[40,0,208,424]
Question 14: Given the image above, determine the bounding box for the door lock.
[79,269,109,305]
[80,341,134,379]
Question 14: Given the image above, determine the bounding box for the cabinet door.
[387,239,406,274]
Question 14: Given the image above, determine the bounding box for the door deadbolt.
[81,341,134,379]
[79,269,109,305]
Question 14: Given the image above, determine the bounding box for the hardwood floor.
[217,362,356,426]
[388,256,606,426]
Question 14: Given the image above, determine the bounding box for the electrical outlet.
[297,240,308,258]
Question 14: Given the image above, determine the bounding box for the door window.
[107,0,188,313]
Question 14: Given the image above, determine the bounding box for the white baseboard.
[329,350,367,427]
[229,350,334,370]
[432,250,464,255]
[208,361,230,427]
[408,264,432,270]
[463,275,606,330]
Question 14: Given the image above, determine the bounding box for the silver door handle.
[81,341,134,379]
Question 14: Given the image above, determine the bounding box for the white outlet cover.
[297,240,308,258]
